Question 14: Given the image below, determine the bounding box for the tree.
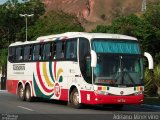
[0,0,45,47]
[143,1,160,29]
[0,0,45,75]
[27,11,84,40]
[0,49,7,77]
[142,1,160,63]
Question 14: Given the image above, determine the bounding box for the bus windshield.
[91,39,143,86]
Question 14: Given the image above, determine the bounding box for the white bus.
[7,32,153,109]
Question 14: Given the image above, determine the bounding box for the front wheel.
[70,89,83,109]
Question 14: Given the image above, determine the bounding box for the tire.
[70,89,83,109]
[25,85,33,102]
[18,84,25,101]
[112,104,124,110]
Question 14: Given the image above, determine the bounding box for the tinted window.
[43,43,51,60]
[56,42,65,59]
[8,47,15,62]
[79,37,91,83]
[24,45,31,61]
[15,46,23,61]
[50,42,56,60]
[32,44,40,60]
[79,38,90,61]
[66,39,77,60]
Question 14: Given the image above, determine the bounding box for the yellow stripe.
[43,62,54,87]
[57,68,63,80]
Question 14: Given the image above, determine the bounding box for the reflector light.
[102,86,107,91]
[98,86,102,90]
[140,87,143,91]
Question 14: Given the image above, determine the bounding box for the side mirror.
[91,50,97,67]
[144,52,154,70]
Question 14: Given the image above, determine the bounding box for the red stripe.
[36,62,53,93]
[54,61,57,80]
[7,80,19,94]
[59,89,68,101]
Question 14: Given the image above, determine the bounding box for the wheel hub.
[73,92,79,105]
[19,88,24,98]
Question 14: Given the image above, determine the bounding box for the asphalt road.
[0,91,160,120]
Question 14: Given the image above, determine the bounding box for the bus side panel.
[6,80,19,94]
[59,89,68,101]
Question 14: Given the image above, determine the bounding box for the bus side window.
[8,47,15,62]
[51,42,56,60]
[15,46,23,62]
[56,41,65,60]
[32,44,40,61]
[40,44,43,61]
[66,39,77,60]
[24,45,31,61]
[43,43,51,61]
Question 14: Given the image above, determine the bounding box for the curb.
[141,104,160,109]
[0,90,8,93]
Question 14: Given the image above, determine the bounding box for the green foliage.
[0,1,84,69]
[153,64,160,87]
[0,0,45,47]
[155,52,160,64]
[0,49,7,77]
[144,69,156,96]
[0,0,45,70]
[28,11,84,40]
[0,49,8,69]
[143,1,160,29]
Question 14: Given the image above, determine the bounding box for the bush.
[153,64,160,88]
[144,69,157,96]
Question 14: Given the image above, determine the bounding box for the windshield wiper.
[121,70,135,85]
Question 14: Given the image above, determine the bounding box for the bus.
[7,32,153,109]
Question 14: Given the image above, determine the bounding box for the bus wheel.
[18,84,25,101]
[70,89,82,109]
[25,85,33,102]
[112,104,124,110]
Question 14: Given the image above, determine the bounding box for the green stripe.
[49,62,55,83]
[33,73,54,98]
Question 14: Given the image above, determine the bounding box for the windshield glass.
[91,39,143,86]
[94,54,143,86]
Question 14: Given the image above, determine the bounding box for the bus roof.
[9,32,137,47]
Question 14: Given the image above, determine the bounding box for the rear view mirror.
[91,50,97,67]
[144,52,154,69]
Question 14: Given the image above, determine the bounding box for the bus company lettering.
[13,64,25,71]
